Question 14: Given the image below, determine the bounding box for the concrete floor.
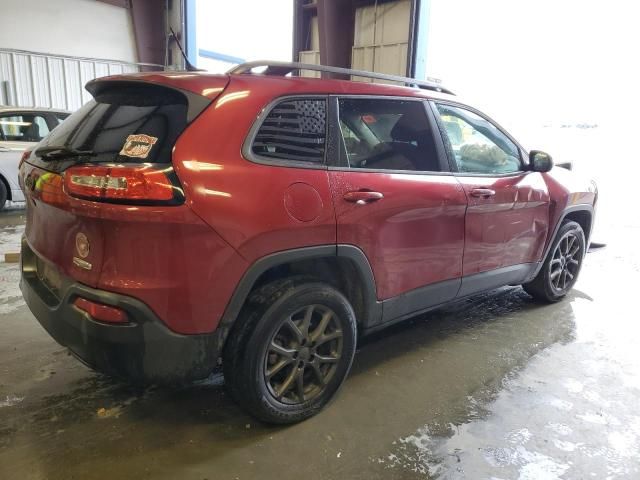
[1,134,638,479]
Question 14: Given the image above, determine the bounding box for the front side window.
[435,103,521,174]
[338,98,441,172]
[0,114,50,142]
[251,98,326,164]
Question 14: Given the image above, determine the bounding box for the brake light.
[74,297,128,324]
[19,150,31,168]
[39,172,66,206]
[64,165,180,204]
[19,150,31,191]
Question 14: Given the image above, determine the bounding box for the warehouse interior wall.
[0,0,137,62]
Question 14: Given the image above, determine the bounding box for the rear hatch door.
[21,76,228,288]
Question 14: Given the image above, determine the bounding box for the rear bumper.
[11,188,25,203]
[20,240,221,384]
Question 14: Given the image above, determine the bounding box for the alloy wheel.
[549,231,583,292]
[264,304,343,405]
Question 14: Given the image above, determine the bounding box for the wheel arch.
[563,209,593,244]
[215,245,381,352]
[0,173,11,201]
[528,204,594,281]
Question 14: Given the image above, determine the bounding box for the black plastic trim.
[326,95,345,168]
[217,244,384,339]
[85,78,214,123]
[380,277,460,325]
[20,239,220,384]
[336,244,383,327]
[458,263,537,298]
[422,99,453,173]
[217,245,337,338]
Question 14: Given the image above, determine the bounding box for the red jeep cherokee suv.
[19,62,597,423]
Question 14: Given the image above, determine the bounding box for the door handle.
[343,190,384,205]
[470,188,496,198]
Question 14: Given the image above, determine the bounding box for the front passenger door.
[432,102,550,289]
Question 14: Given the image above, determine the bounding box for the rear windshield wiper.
[35,145,96,160]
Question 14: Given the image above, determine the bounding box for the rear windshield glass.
[42,84,189,163]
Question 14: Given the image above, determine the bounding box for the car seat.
[20,121,41,142]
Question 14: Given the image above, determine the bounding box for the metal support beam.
[130,0,165,69]
[316,0,355,78]
[293,0,428,79]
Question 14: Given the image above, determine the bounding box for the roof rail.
[226,60,454,95]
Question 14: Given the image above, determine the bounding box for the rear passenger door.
[327,96,467,323]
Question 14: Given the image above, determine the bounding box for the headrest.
[390,111,424,142]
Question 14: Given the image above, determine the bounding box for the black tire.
[523,220,586,302]
[223,277,357,424]
[0,180,7,211]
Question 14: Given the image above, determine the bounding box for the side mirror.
[529,150,553,172]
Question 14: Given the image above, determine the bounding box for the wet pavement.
[1,135,639,479]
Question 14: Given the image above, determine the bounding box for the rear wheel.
[223,278,357,424]
[0,181,7,211]
[523,220,586,302]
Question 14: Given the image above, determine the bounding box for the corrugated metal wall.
[0,48,155,112]
[351,0,411,81]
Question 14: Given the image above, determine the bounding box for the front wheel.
[223,278,357,424]
[523,220,586,302]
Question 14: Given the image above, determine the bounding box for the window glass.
[435,103,520,174]
[338,98,440,172]
[54,114,69,125]
[252,98,326,163]
[42,84,189,164]
[34,116,51,136]
[0,114,49,142]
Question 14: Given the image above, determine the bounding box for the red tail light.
[74,297,128,324]
[64,165,182,204]
[19,150,32,191]
[20,150,31,167]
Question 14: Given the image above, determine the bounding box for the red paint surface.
[456,173,551,276]
[21,72,597,335]
[284,183,324,223]
[329,170,467,300]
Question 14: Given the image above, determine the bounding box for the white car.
[0,107,70,210]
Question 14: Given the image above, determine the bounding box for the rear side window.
[251,98,326,164]
[41,84,189,164]
[338,98,441,172]
[0,113,50,142]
